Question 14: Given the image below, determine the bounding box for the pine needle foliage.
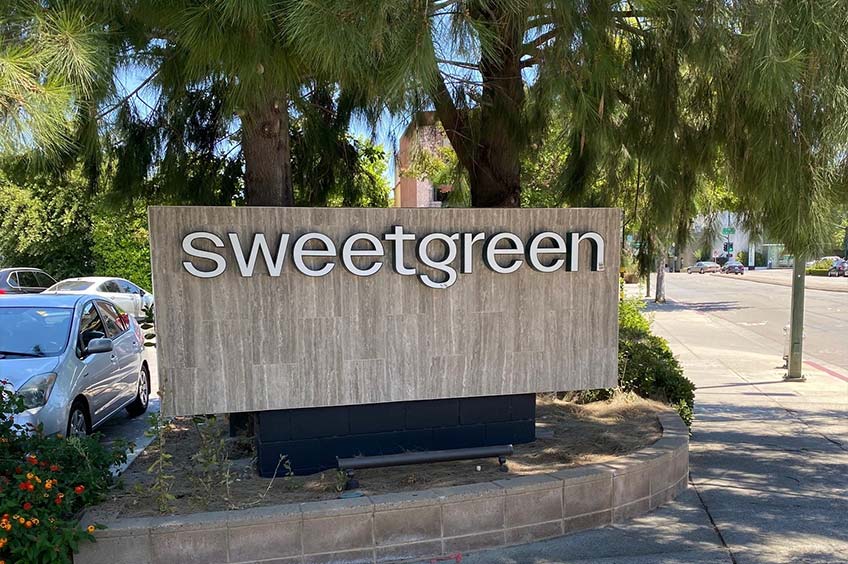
[287,0,848,254]
[0,0,112,159]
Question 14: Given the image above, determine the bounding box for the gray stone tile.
[374,505,441,546]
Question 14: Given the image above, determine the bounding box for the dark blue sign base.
[255,394,536,476]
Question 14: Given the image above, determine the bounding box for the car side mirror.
[85,338,113,355]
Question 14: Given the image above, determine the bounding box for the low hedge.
[572,299,695,427]
[805,268,830,277]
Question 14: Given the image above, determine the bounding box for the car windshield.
[0,307,73,357]
[49,280,94,291]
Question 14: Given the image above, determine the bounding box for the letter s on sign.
[182,232,227,278]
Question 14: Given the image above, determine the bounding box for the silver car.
[44,276,154,319]
[0,293,150,437]
[687,261,721,274]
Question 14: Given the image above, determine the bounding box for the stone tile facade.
[75,412,688,564]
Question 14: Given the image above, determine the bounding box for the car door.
[117,280,143,318]
[95,300,140,406]
[76,300,120,424]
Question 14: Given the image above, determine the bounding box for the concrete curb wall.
[76,412,688,564]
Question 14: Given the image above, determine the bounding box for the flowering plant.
[1,380,127,563]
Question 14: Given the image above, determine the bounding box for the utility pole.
[785,255,807,381]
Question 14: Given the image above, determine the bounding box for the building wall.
[393,112,453,208]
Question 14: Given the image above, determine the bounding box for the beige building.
[393,112,453,208]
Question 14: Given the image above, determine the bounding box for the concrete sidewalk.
[711,269,848,293]
[442,289,847,564]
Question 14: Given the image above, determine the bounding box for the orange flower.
[49,465,60,472]
[25,456,37,465]
[86,525,96,534]
[24,520,32,528]
[74,485,85,495]
[44,481,53,490]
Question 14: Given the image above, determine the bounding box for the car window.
[96,300,127,338]
[78,301,107,354]
[50,280,95,292]
[98,280,121,293]
[17,271,39,287]
[0,306,73,357]
[34,272,55,288]
[118,280,140,294]
[6,272,19,287]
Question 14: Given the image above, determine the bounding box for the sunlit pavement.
[446,274,847,564]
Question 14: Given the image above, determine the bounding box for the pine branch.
[522,29,558,54]
[430,70,474,169]
[96,69,160,120]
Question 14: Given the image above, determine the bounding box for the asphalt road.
[661,271,847,371]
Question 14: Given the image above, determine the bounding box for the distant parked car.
[721,261,745,275]
[0,268,56,294]
[0,293,149,437]
[827,259,847,277]
[44,277,153,319]
[687,261,721,274]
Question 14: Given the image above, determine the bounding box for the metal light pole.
[785,255,807,381]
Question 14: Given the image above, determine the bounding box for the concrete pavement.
[444,275,847,563]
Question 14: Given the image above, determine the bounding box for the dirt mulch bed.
[90,394,665,520]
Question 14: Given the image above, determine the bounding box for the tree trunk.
[645,266,651,297]
[655,258,666,303]
[430,7,524,208]
[242,95,294,206]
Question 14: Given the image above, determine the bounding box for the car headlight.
[17,373,57,410]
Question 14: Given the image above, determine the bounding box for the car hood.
[0,357,61,391]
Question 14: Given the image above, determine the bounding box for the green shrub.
[572,298,695,427]
[0,380,128,563]
[618,334,695,427]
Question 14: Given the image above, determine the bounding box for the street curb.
[75,411,689,564]
[709,273,848,293]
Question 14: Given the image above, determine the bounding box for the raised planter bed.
[75,411,688,564]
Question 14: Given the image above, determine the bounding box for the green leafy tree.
[0,167,94,279]
[291,84,391,207]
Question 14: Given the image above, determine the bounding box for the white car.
[44,277,154,319]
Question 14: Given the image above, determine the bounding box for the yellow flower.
[86,525,96,534]
[25,473,33,480]
[17,518,24,525]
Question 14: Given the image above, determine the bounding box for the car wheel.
[700,268,704,274]
[126,364,150,417]
[67,400,91,437]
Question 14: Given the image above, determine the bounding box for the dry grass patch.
[90,393,664,519]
